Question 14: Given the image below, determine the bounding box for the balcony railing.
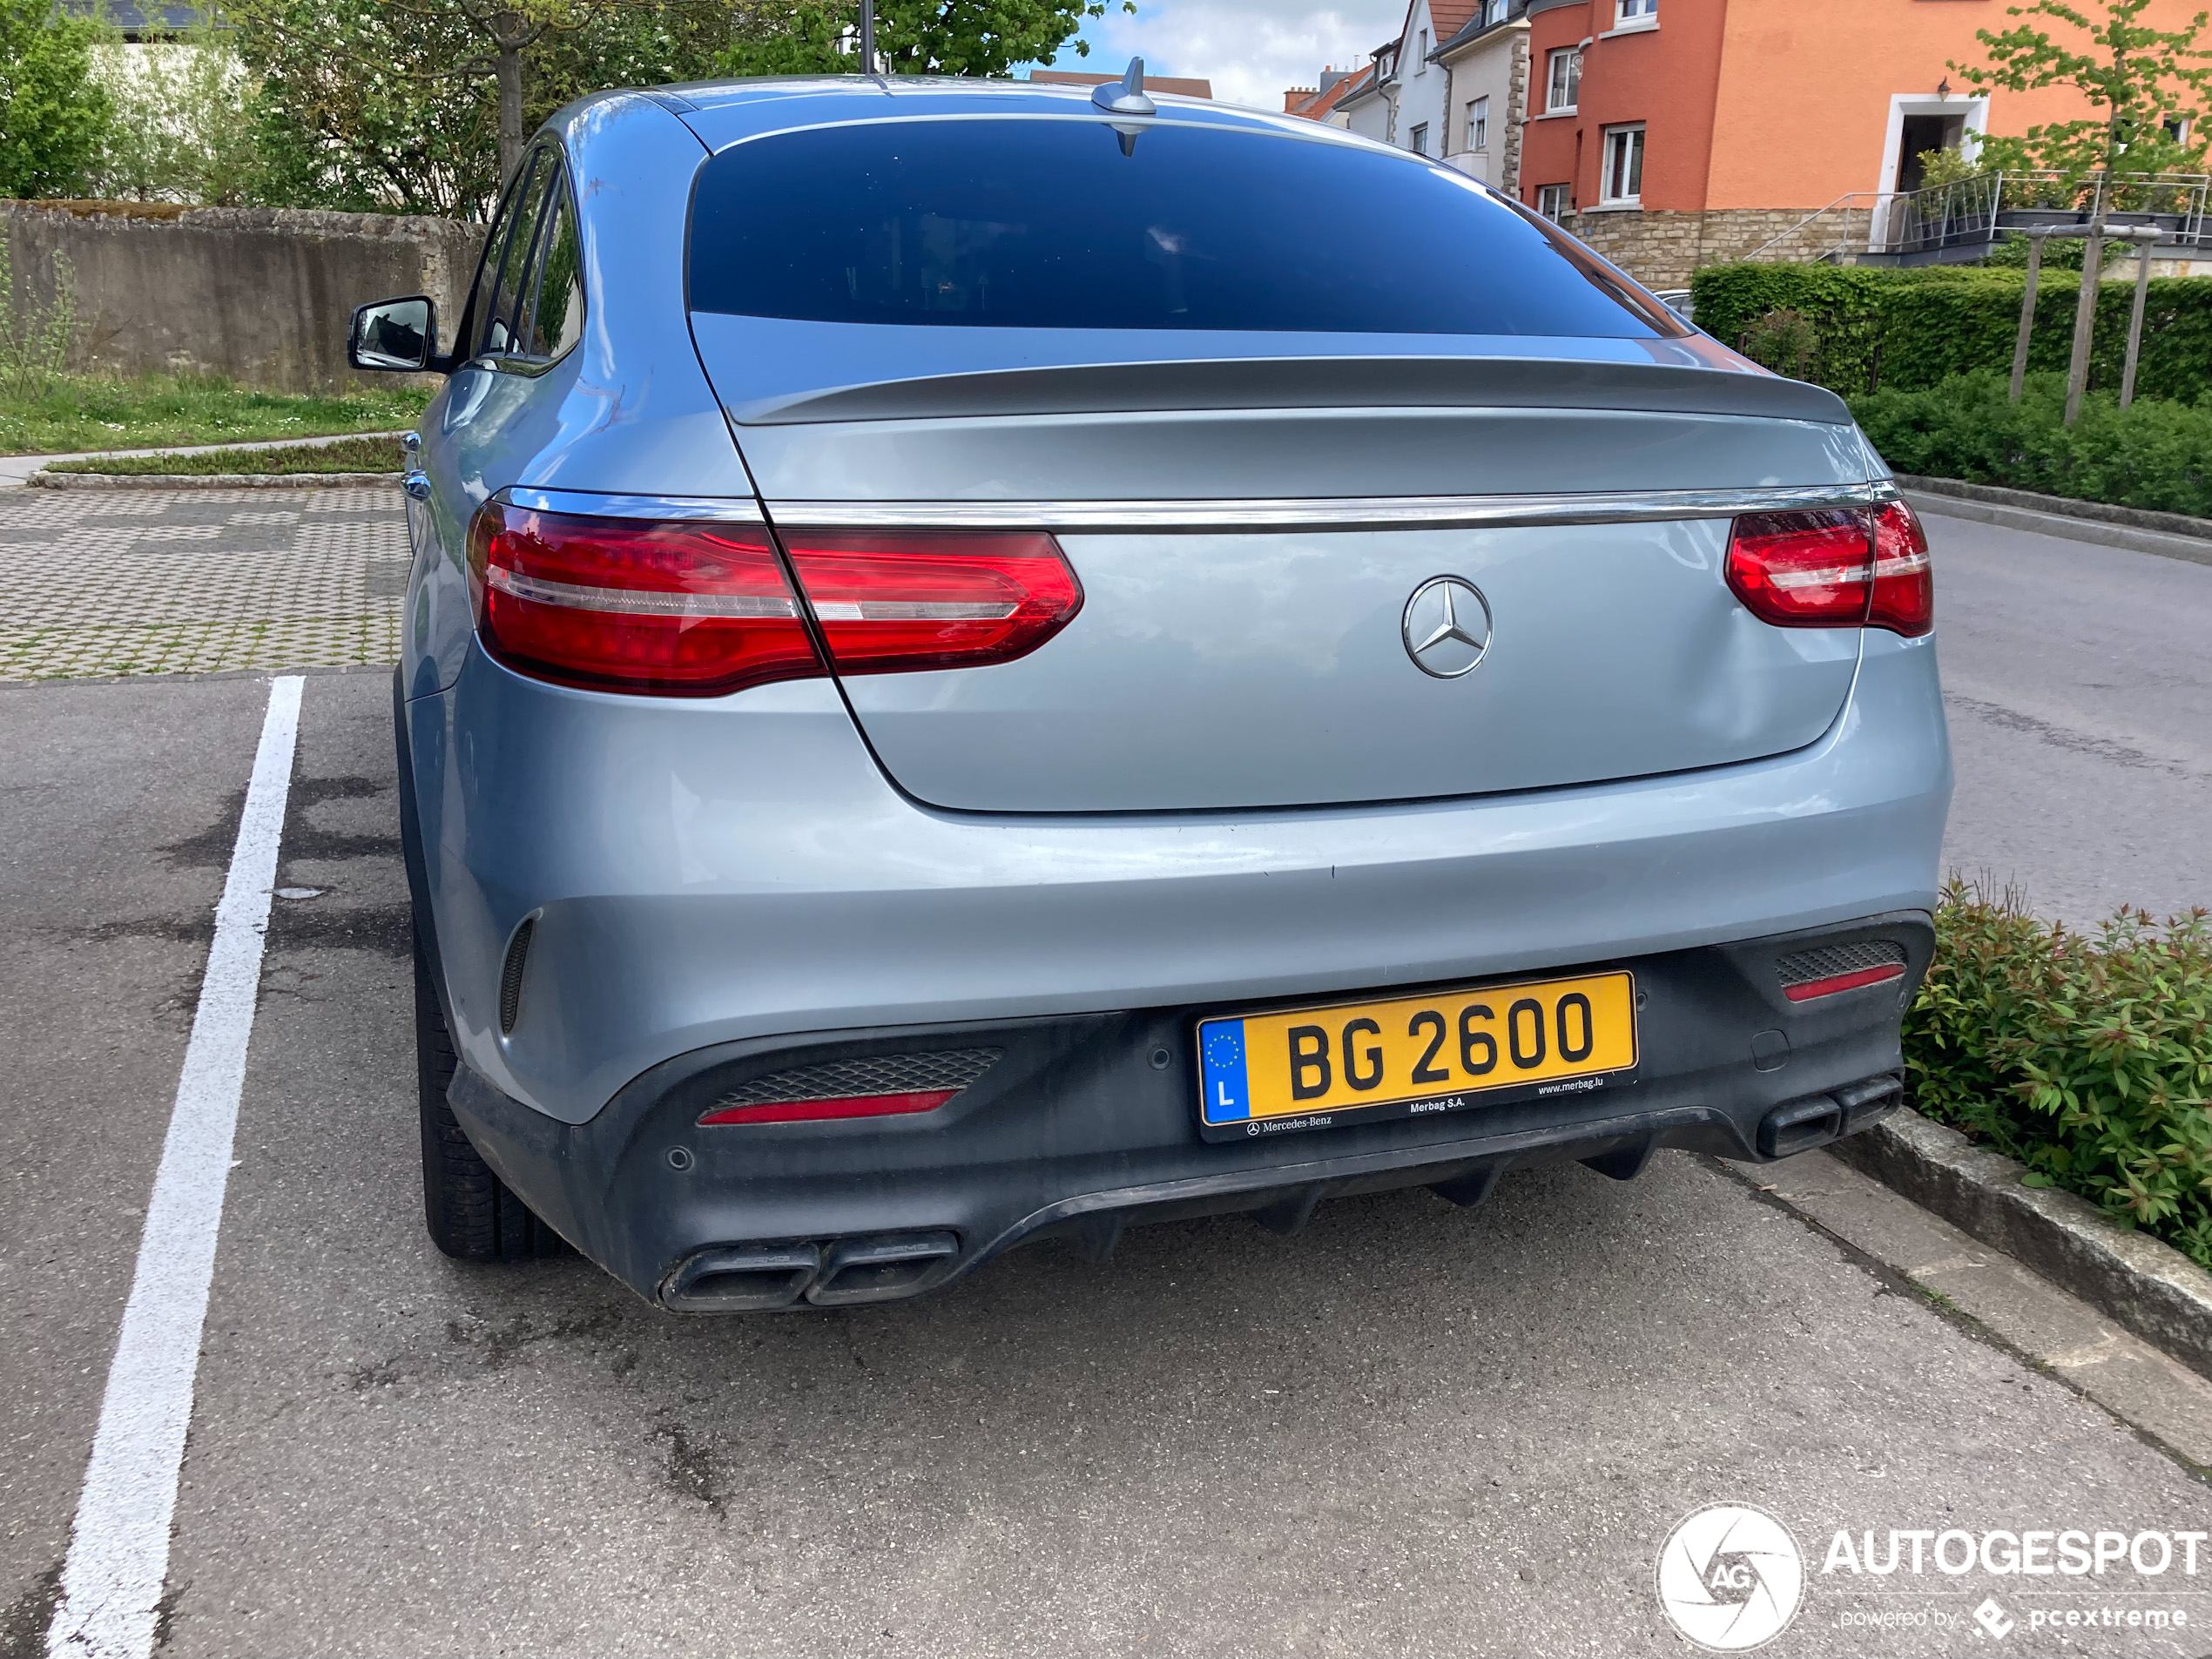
[1745,171,2212,266]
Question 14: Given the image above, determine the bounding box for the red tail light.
[781,530,1082,673]
[1725,501,1932,638]
[468,504,823,697]
[1868,499,1934,636]
[467,507,1082,694]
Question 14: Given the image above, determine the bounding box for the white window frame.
[1600,123,1646,206]
[1536,183,1571,220]
[1485,0,1507,23]
[1409,122,1430,156]
[1618,0,1656,21]
[1547,47,1581,113]
[1468,97,1490,152]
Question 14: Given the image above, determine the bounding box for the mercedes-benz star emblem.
[1401,576,1493,678]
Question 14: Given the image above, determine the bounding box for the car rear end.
[409,84,1951,1311]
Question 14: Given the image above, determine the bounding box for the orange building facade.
[1513,0,2210,286]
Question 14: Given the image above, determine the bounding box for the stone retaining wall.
[1555,206,1812,291]
[1,201,480,392]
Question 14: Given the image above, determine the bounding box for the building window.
[1536,183,1572,219]
[1601,124,1645,204]
[1618,0,1656,19]
[1547,47,1581,111]
[1410,123,1430,155]
[1419,28,1429,58]
[1485,0,1507,22]
[1468,97,1490,152]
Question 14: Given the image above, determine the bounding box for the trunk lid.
[697,332,1876,813]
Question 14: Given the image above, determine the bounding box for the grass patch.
[0,374,426,456]
[46,435,405,475]
[1905,881,2212,1269]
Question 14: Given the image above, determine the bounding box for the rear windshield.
[687,118,1680,338]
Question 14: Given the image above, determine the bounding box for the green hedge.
[1847,371,2212,517]
[1905,885,2212,1269]
[1689,261,2212,403]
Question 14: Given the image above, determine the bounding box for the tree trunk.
[497,41,525,186]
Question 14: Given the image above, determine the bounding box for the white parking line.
[46,676,304,1659]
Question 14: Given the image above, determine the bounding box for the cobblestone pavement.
[0,483,409,679]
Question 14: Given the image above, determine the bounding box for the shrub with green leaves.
[1848,370,2212,517]
[1905,883,2212,1267]
[1689,261,2212,405]
[0,0,112,199]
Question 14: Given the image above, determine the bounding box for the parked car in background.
[349,72,1949,1312]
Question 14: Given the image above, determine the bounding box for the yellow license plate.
[1196,971,1638,1140]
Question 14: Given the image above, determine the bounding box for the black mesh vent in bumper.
[498,918,535,1035]
[1776,940,1906,989]
[711,1049,1002,1112]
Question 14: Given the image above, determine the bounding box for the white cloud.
[1042,1,1408,112]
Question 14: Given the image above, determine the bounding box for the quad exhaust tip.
[662,1231,961,1312]
[1757,1073,1902,1159]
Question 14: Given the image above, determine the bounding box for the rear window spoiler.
[726,355,1856,428]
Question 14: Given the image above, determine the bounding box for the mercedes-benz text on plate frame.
[1403,576,1494,678]
[363,74,1949,1312]
[1197,973,1640,1142]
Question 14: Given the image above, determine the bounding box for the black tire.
[415,921,564,1261]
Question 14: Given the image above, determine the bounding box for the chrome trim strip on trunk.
[503,487,768,523]
[764,483,1898,533]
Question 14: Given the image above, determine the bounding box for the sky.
[1030,1,1409,111]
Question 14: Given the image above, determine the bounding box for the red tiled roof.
[1426,1,1484,47]
[1028,69,1214,99]
[1286,64,1374,121]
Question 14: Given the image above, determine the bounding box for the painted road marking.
[46,675,304,1659]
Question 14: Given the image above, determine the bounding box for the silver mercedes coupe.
[349,71,1950,1311]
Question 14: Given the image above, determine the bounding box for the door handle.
[402,469,432,502]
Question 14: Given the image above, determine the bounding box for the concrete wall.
[1,201,481,391]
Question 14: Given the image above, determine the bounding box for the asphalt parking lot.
[3,496,2209,1657]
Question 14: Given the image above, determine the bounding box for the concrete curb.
[1828,1107,2212,1382]
[1,430,414,489]
[27,470,401,490]
[1901,476,2212,568]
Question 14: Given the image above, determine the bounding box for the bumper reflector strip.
[698,1089,960,1126]
[1782,963,1906,1002]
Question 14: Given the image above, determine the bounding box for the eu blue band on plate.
[1199,1019,1250,1123]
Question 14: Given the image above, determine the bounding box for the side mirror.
[348,295,438,373]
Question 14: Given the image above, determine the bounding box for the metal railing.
[1744,170,2212,265]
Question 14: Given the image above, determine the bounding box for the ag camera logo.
[1656,1503,1805,1651]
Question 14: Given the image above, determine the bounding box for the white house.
[1433,0,1531,192]
[1390,1,1482,160]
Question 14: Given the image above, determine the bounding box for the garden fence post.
[2010,228,2046,404]
[2121,228,2155,409]
[2064,211,2107,428]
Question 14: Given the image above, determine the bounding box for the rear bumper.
[448,912,1932,1309]
[407,631,1950,1127]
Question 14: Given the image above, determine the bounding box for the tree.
[718,0,1133,80]
[230,0,732,217]
[0,0,112,199]
[1951,0,2212,179]
[93,22,265,205]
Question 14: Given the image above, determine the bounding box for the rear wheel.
[415,922,564,1261]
